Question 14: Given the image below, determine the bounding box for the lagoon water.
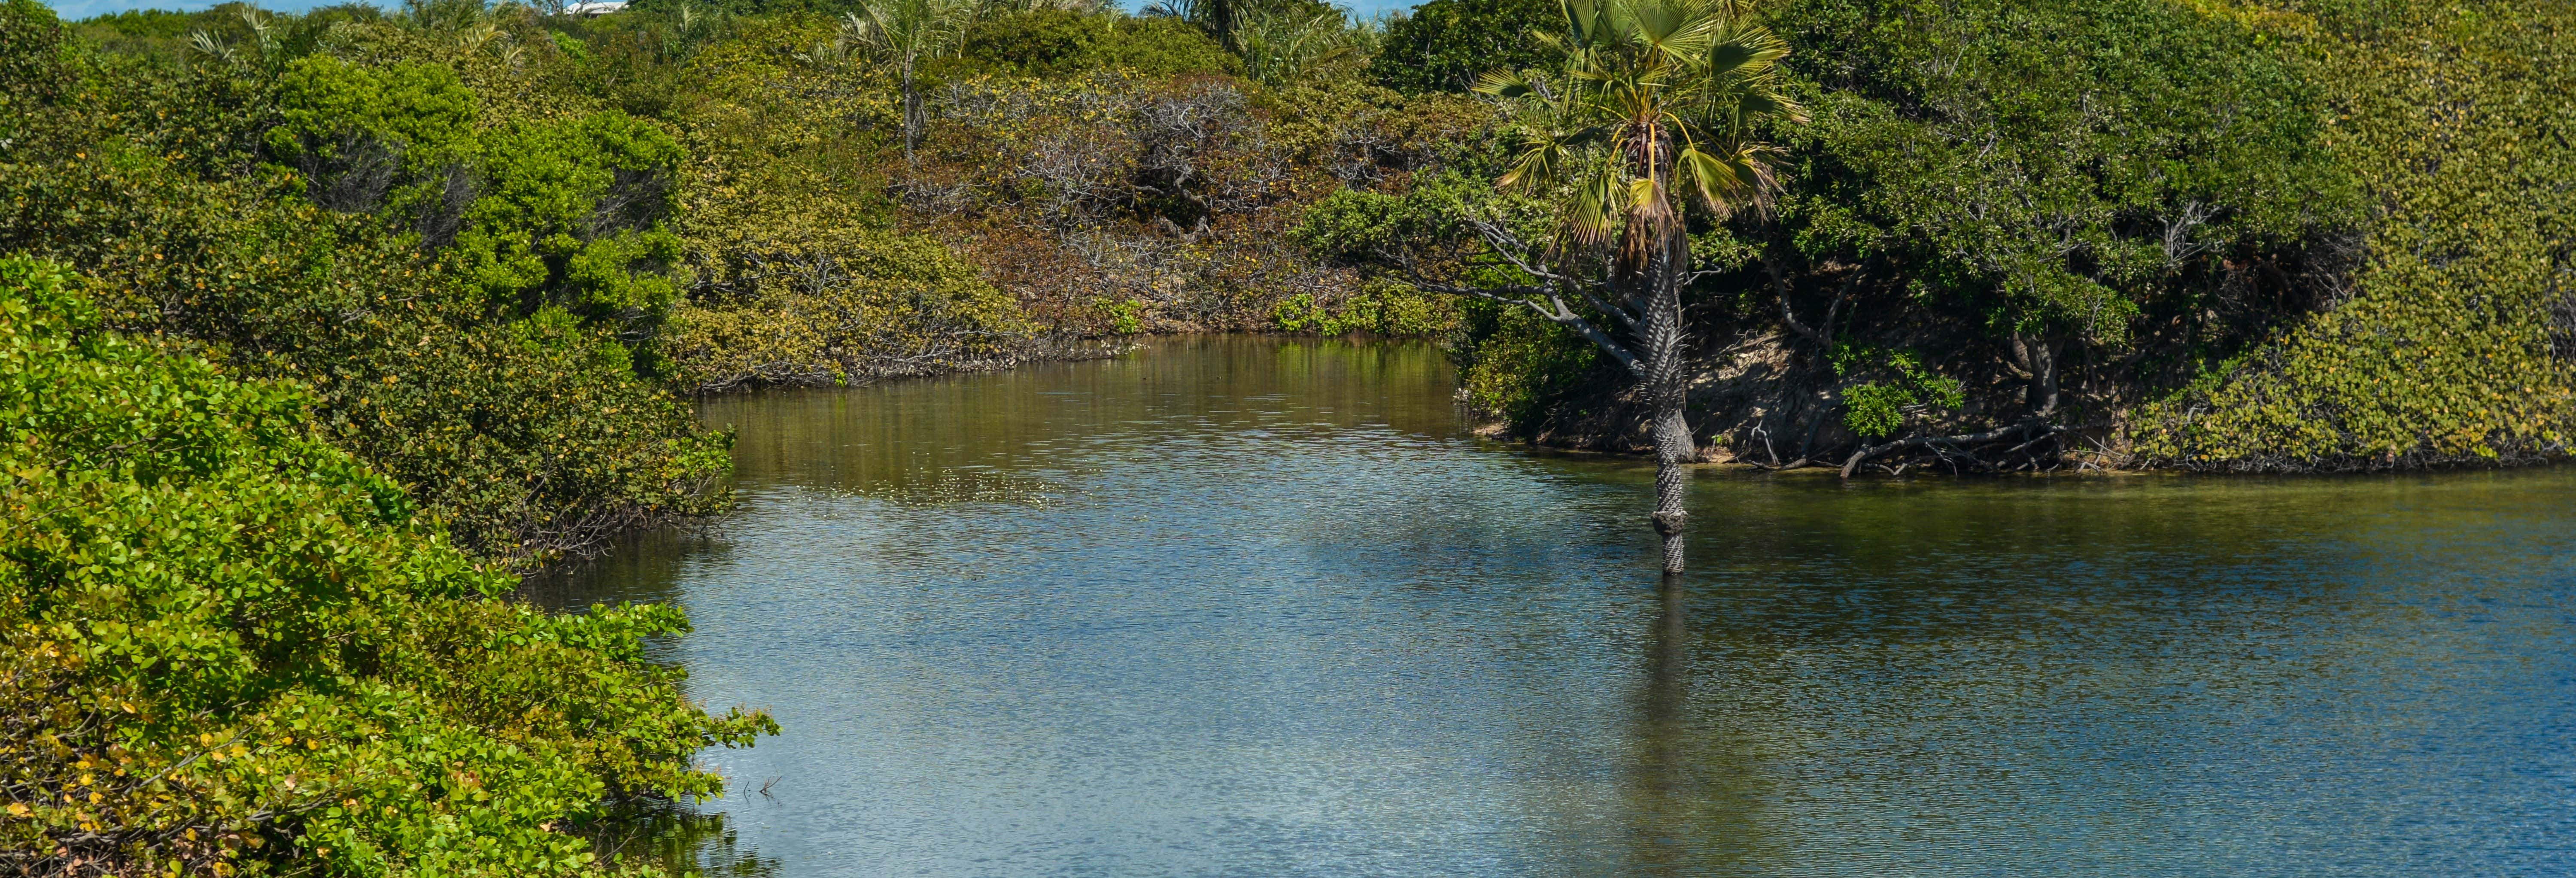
[535,336,2576,876]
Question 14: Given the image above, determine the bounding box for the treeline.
[1305,0,2575,472]
[3,0,1493,562]
[0,0,2562,566]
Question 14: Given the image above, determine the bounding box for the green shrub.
[963,9,1099,75]
[1454,299,1602,431]
[0,0,72,115]
[453,112,691,326]
[1269,278,1456,336]
[1365,0,1558,93]
[267,55,481,175]
[1834,349,1966,441]
[0,257,772,875]
[71,6,202,39]
[1089,15,1241,77]
[959,10,1237,78]
[2128,0,2576,468]
[0,142,730,564]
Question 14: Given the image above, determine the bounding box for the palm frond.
[1561,0,1600,46]
[1473,70,1538,99]
[1674,143,1741,213]
[1735,88,1805,125]
[1630,0,1716,64]
[1561,163,1626,246]
[1705,24,1786,80]
[187,30,234,64]
[1495,136,1571,190]
[1625,176,1667,222]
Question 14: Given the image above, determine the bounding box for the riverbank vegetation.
[1307,0,2573,474]
[0,0,1464,866]
[2,0,2567,866]
[0,257,772,875]
[9,0,2552,559]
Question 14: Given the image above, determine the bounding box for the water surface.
[538,336,2576,876]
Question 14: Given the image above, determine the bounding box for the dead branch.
[1839,419,2071,478]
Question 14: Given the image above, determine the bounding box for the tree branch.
[1402,213,1648,374]
[1839,419,2069,478]
[1416,278,1644,375]
[1769,257,1862,346]
[1485,241,1642,335]
[1769,256,1828,344]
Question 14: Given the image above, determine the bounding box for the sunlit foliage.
[1308,0,2558,473]
[0,258,772,876]
[2128,0,2576,468]
[958,8,1237,77]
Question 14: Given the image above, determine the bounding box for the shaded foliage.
[1305,0,2540,476]
[2128,0,2576,468]
[1365,0,1557,94]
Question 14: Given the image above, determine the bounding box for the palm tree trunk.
[1209,0,1237,50]
[1641,231,1695,573]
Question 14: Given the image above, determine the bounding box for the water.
[535,335,2576,877]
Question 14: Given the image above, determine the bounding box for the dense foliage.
[2127,1,2576,468]
[1,0,731,563]
[0,257,772,875]
[1308,0,2571,472]
[957,9,1239,78]
[1364,0,1555,93]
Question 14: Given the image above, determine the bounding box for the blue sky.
[46,0,1417,23]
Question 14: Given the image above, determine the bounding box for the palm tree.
[1463,0,1801,573]
[1232,4,1382,87]
[1141,0,1238,50]
[844,0,974,163]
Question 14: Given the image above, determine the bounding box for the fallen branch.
[1840,419,2069,478]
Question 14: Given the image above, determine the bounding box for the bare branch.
[1416,278,1644,374]
[1461,215,1580,285]
[1462,216,1646,337]
[1770,257,1862,346]
[1567,283,1643,334]
[1536,296,1645,375]
[1839,419,2069,478]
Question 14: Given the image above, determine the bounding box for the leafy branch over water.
[0,258,773,876]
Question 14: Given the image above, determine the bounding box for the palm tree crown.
[1450,0,1805,573]
[1474,0,1803,273]
[841,0,973,161]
